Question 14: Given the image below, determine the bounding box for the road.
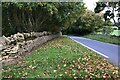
[69,36,120,67]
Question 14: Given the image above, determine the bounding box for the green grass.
[84,34,120,45]
[111,30,120,36]
[96,30,120,36]
[2,36,120,78]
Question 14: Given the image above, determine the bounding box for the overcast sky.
[83,0,98,11]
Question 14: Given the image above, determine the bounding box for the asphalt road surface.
[69,36,120,67]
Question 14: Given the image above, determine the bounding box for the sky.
[83,0,99,11]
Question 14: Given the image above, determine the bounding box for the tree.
[94,1,120,26]
[2,2,86,36]
[64,10,105,35]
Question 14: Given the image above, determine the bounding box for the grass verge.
[83,34,120,45]
[111,30,120,36]
[2,36,120,78]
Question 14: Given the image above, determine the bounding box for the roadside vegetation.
[62,10,105,36]
[83,34,120,45]
[2,36,119,78]
[62,2,120,46]
[83,26,120,45]
[2,2,86,36]
[2,1,120,79]
[111,30,120,37]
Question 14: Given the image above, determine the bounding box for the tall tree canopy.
[94,1,120,26]
[63,10,105,35]
[2,2,86,36]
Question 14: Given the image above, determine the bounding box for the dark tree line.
[63,10,106,35]
[2,2,86,36]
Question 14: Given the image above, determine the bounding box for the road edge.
[69,37,109,59]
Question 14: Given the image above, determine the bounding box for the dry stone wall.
[0,31,60,62]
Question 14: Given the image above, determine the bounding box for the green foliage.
[2,2,86,36]
[102,21,113,35]
[111,30,120,36]
[102,26,114,35]
[103,20,112,26]
[94,2,106,13]
[63,10,105,35]
[94,2,120,24]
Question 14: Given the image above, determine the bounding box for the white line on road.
[70,37,109,59]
